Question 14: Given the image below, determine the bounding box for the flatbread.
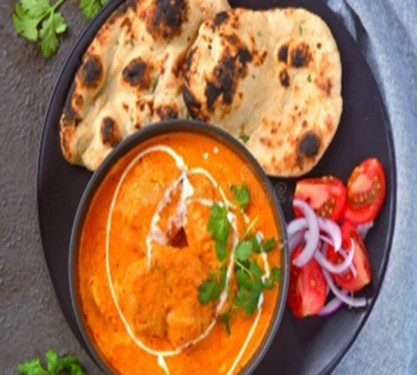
[183,8,343,177]
[60,0,230,171]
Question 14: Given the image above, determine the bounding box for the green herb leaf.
[21,0,50,18]
[12,4,39,41]
[231,184,250,211]
[249,260,263,279]
[271,266,281,283]
[46,350,58,372]
[80,0,108,21]
[207,203,230,244]
[262,237,277,253]
[17,358,46,375]
[215,241,228,262]
[239,132,250,144]
[198,279,221,305]
[235,268,252,289]
[242,289,261,316]
[219,311,232,336]
[250,236,261,253]
[235,240,253,261]
[12,0,67,58]
[56,355,85,374]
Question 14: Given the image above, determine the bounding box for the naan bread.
[184,8,342,177]
[60,0,230,170]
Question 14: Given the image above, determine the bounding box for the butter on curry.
[77,132,283,375]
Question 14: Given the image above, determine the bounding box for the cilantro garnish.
[198,186,281,335]
[17,349,85,375]
[239,132,250,144]
[80,0,108,21]
[12,0,68,58]
[198,277,221,306]
[231,184,250,211]
[12,0,108,59]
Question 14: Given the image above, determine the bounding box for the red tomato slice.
[293,177,346,221]
[343,158,386,225]
[326,222,372,292]
[287,247,327,318]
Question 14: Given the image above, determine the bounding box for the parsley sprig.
[198,184,281,335]
[17,349,85,375]
[12,0,108,58]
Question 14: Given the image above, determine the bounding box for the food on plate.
[60,0,230,170]
[184,8,342,177]
[326,222,371,292]
[76,132,284,374]
[287,246,327,318]
[293,177,346,221]
[286,158,386,318]
[343,158,386,225]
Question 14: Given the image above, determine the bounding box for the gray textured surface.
[1,0,416,374]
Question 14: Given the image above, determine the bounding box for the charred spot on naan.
[204,45,253,111]
[61,84,81,128]
[183,86,205,120]
[278,44,289,63]
[78,55,103,89]
[290,42,312,68]
[101,117,121,147]
[279,69,290,88]
[156,105,179,120]
[212,11,229,28]
[122,58,152,89]
[297,132,321,165]
[143,0,189,40]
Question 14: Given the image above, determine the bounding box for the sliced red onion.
[356,221,374,239]
[288,230,306,255]
[292,200,320,267]
[340,248,358,278]
[314,240,354,274]
[320,234,333,246]
[287,218,307,238]
[322,270,368,308]
[317,217,342,251]
[318,297,344,317]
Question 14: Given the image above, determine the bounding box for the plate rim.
[35,0,398,374]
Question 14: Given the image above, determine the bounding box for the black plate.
[37,0,396,374]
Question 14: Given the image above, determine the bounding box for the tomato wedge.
[343,158,386,225]
[287,247,327,318]
[293,177,346,221]
[326,222,372,292]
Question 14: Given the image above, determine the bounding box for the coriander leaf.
[207,203,230,243]
[22,0,50,18]
[39,12,60,58]
[242,289,261,316]
[250,236,261,253]
[12,4,39,41]
[235,268,252,289]
[239,132,250,144]
[198,279,220,305]
[235,240,253,261]
[215,241,228,262]
[57,355,86,374]
[262,237,277,253]
[249,260,263,279]
[236,285,249,306]
[263,279,275,290]
[17,358,47,375]
[219,312,232,336]
[271,266,281,283]
[231,184,250,210]
[220,265,227,289]
[80,0,108,21]
[53,12,67,34]
[46,349,58,372]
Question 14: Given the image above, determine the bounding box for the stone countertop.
[1,0,416,374]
